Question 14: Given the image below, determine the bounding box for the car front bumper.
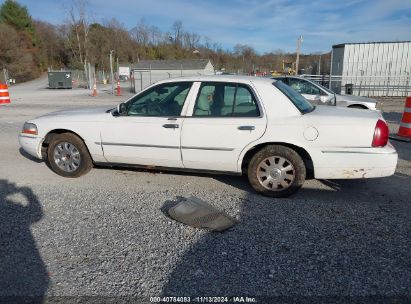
[18,134,43,159]
[312,143,398,179]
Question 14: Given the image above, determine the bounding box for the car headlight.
[22,122,38,135]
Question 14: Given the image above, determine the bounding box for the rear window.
[274,81,314,114]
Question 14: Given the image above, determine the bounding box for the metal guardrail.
[301,74,411,97]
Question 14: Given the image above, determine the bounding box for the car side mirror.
[117,103,127,115]
[320,95,328,103]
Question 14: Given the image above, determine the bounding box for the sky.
[5,0,411,54]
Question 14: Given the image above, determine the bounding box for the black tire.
[247,145,306,198]
[47,133,93,178]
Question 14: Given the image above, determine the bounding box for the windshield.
[273,81,314,114]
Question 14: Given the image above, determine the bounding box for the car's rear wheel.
[247,145,306,197]
[47,133,93,178]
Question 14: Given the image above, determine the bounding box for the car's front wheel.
[247,145,306,197]
[47,133,93,178]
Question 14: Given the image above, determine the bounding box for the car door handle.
[238,125,255,131]
[163,124,179,129]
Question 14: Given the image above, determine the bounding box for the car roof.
[158,75,276,85]
[272,75,298,79]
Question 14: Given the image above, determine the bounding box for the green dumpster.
[48,71,72,89]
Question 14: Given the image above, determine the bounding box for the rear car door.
[180,81,267,172]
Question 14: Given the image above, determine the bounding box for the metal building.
[330,41,411,96]
[131,59,214,92]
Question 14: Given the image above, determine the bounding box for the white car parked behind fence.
[272,76,378,110]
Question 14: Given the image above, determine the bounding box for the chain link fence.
[56,67,115,89]
[301,74,411,97]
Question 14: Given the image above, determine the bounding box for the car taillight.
[372,119,389,147]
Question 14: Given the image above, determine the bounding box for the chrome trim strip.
[322,150,396,155]
[182,146,234,151]
[101,142,179,149]
[400,121,411,128]
[19,134,38,139]
[100,142,234,151]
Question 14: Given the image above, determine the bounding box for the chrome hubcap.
[256,156,295,191]
[53,142,81,173]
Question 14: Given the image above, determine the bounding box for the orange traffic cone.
[390,96,411,142]
[116,80,121,96]
[0,83,11,104]
[91,81,98,97]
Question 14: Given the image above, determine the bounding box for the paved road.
[0,79,410,302]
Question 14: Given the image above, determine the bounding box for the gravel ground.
[0,77,410,303]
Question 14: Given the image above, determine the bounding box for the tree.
[182,32,200,50]
[130,19,150,47]
[234,44,256,73]
[0,0,36,43]
[2,0,331,82]
[34,20,67,69]
[172,20,183,47]
[64,0,90,66]
[0,22,38,81]
[0,0,42,81]
[148,25,162,45]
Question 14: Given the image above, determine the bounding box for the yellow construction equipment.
[271,60,296,76]
[282,60,296,75]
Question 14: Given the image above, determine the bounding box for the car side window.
[193,82,259,117]
[127,82,192,116]
[289,79,321,95]
[277,78,289,85]
[233,86,259,117]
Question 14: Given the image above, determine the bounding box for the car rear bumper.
[313,143,398,179]
[18,134,43,159]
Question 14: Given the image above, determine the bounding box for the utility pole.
[3,68,8,85]
[110,50,114,95]
[329,48,334,90]
[295,35,303,75]
[84,60,88,88]
[88,61,92,90]
[318,54,321,75]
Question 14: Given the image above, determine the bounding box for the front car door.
[100,81,194,167]
[180,81,267,172]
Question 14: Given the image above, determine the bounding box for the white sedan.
[19,76,397,197]
[272,76,378,109]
